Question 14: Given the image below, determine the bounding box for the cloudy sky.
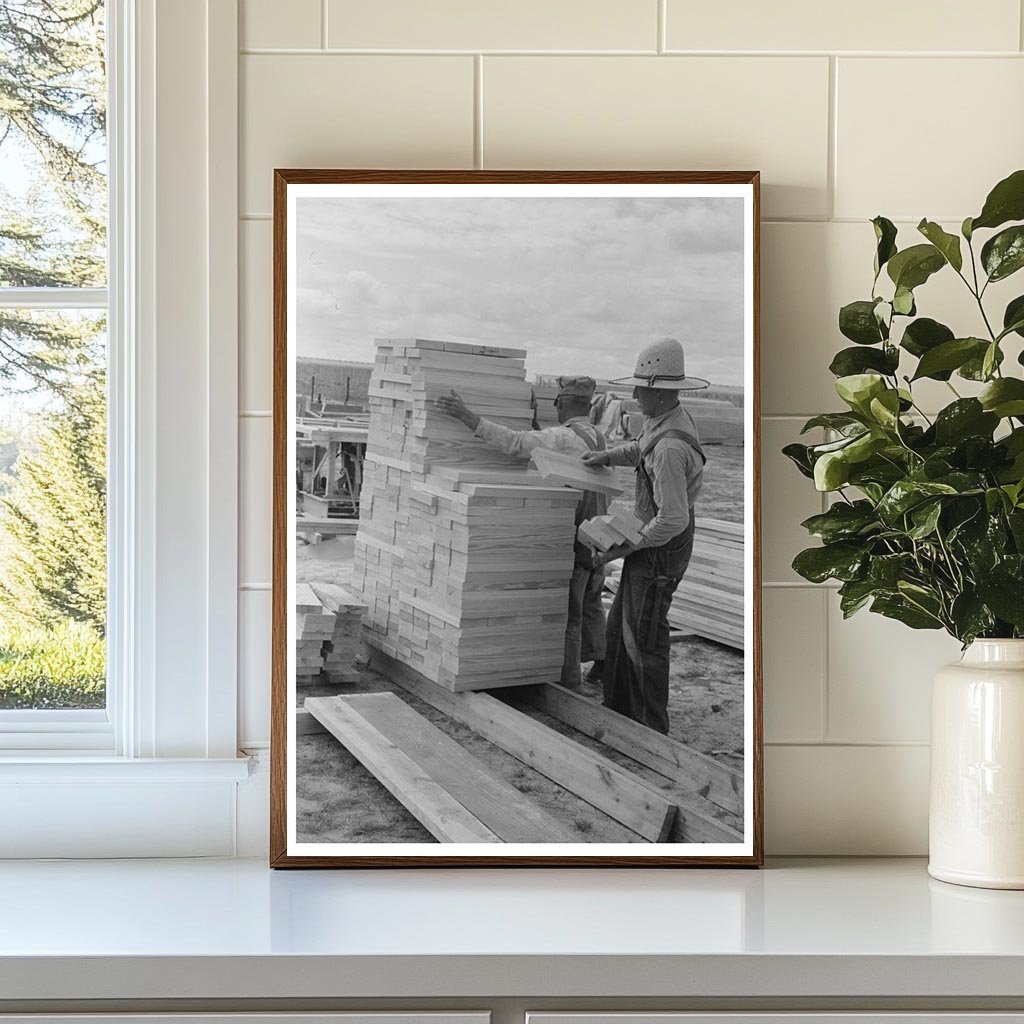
[295,195,746,386]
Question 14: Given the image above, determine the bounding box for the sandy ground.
[295,442,745,845]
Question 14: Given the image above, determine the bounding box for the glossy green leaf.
[976,578,1024,629]
[979,378,1024,418]
[872,216,898,278]
[781,442,815,479]
[868,389,902,430]
[933,399,999,444]
[982,341,1001,381]
[871,594,943,630]
[981,225,1024,282]
[911,337,987,381]
[960,344,1004,381]
[908,500,943,539]
[950,593,995,644]
[971,168,1024,232]
[917,218,963,272]
[900,317,954,359]
[877,479,958,524]
[792,542,866,583]
[886,243,946,291]
[839,299,887,345]
[814,450,850,491]
[800,412,865,435]
[835,373,886,413]
[800,501,879,543]
[962,216,974,241]
[828,345,899,378]
[1003,295,1024,339]
[892,286,916,316]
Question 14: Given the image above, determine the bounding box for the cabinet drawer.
[528,1017,1024,1024]
[0,1016,489,1024]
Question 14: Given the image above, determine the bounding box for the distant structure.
[297,357,374,413]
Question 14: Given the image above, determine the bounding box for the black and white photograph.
[272,171,762,866]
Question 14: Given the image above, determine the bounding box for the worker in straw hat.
[435,376,609,690]
[581,338,708,734]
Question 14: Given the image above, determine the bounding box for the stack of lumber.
[603,518,745,650]
[531,381,559,427]
[295,583,334,680]
[578,508,644,552]
[354,339,583,692]
[670,518,745,649]
[311,582,367,681]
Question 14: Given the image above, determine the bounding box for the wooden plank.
[295,583,322,613]
[295,516,359,534]
[368,649,676,842]
[305,695,501,844]
[343,692,578,843]
[296,705,326,735]
[519,683,744,817]
[530,447,625,496]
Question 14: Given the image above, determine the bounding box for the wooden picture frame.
[271,170,763,867]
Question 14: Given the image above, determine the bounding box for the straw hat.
[610,338,710,391]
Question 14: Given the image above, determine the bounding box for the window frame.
[0,1,123,751]
[0,0,241,766]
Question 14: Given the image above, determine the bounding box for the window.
[0,1,109,738]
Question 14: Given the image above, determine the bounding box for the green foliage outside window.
[0,1,107,708]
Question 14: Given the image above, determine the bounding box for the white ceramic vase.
[929,639,1024,889]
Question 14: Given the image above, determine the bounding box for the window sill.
[0,755,252,782]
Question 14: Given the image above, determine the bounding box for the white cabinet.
[528,1017,1024,1024]
[0,1016,489,1024]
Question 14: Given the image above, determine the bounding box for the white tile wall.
[665,0,1021,53]
[483,56,831,219]
[235,2,1024,854]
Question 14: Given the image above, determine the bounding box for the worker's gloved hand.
[435,390,481,431]
[581,450,610,468]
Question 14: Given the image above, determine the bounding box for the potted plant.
[785,169,1024,889]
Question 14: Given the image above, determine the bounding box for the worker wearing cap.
[436,376,608,689]
[581,339,708,734]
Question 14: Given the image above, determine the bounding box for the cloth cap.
[610,337,710,391]
[556,375,597,400]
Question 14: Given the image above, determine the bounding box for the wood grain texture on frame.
[270,168,763,868]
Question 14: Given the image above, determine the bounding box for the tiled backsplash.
[236,0,1024,853]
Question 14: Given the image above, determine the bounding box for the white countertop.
[2,857,1023,1002]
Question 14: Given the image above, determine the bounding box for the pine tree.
[0,0,106,395]
[0,372,105,632]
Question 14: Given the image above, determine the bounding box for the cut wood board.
[519,683,743,817]
[368,649,676,843]
[337,692,578,843]
[296,705,326,735]
[529,447,625,496]
[305,695,500,844]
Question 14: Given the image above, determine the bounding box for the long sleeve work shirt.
[604,404,704,549]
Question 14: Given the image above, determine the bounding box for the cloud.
[294,194,747,386]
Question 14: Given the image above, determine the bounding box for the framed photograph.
[270,170,762,867]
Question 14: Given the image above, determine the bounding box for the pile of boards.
[604,518,745,650]
[353,339,583,692]
[669,518,745,649]
[295,582,367,683]
[304,646,745,845]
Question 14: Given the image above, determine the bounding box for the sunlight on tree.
[0,0,107,708]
